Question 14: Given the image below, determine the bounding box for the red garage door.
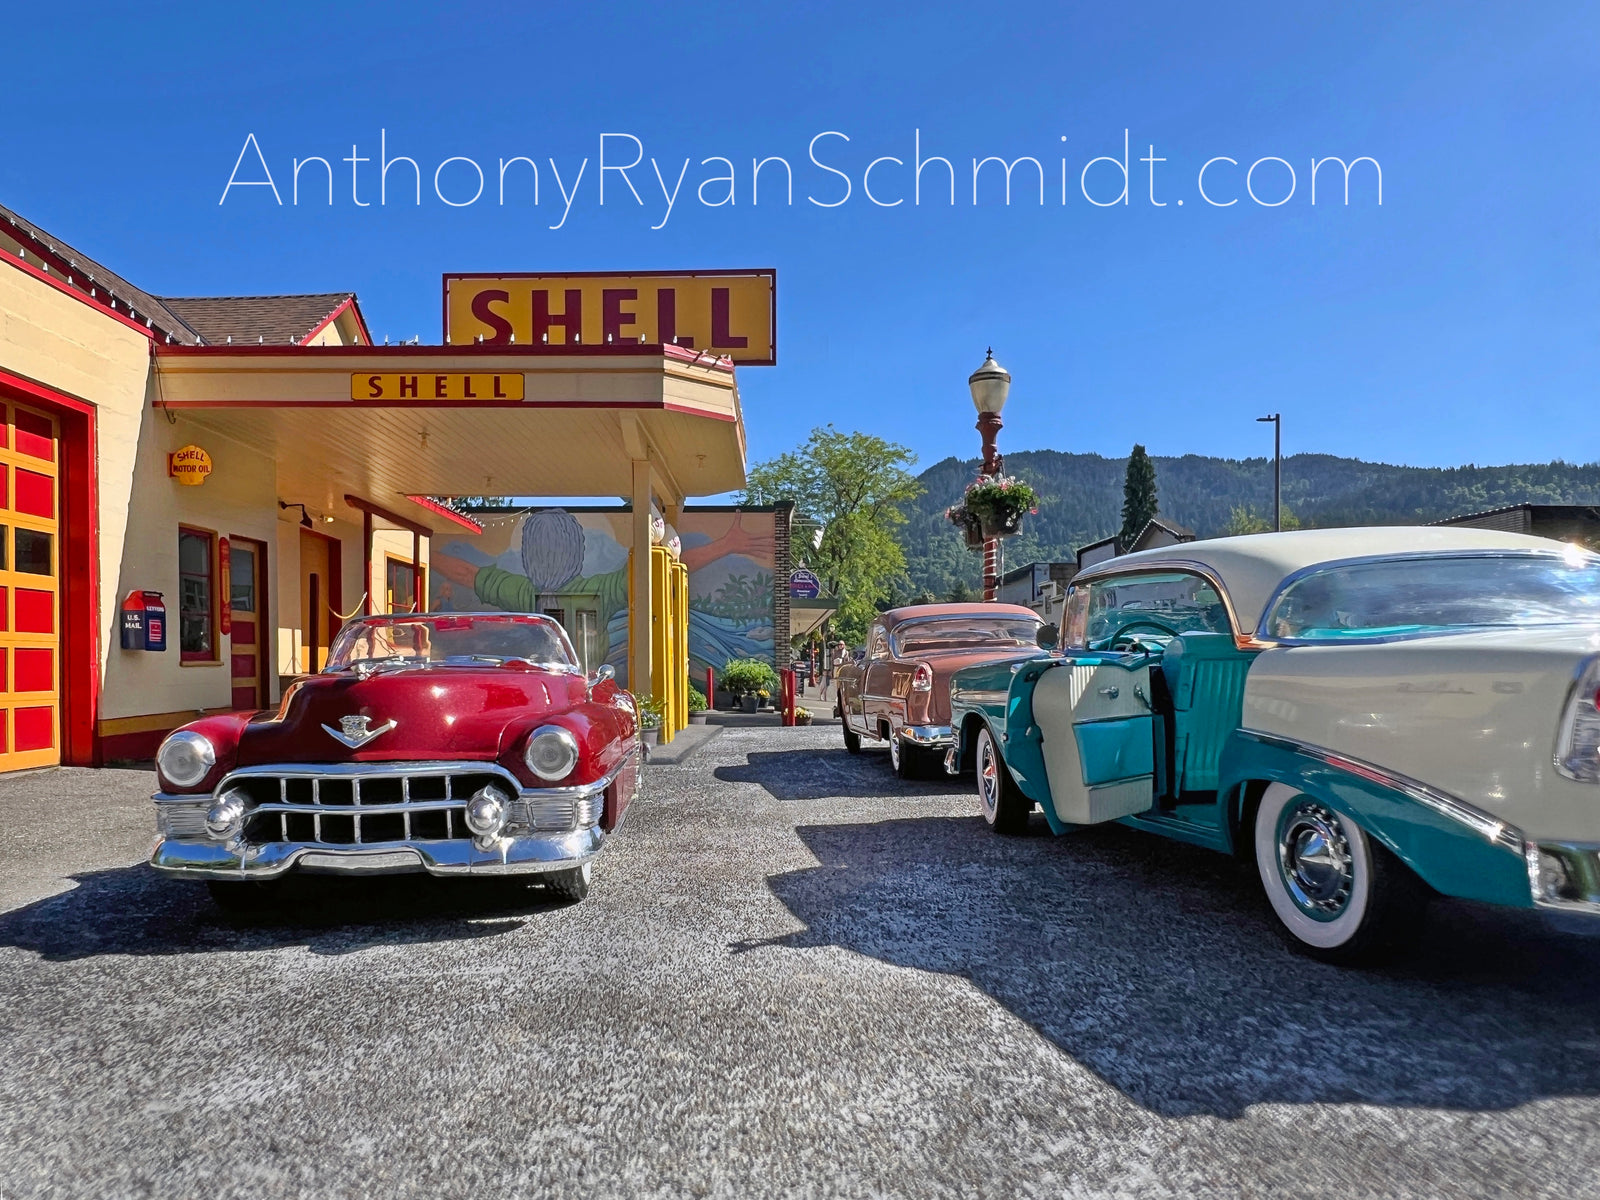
[0,402,60,770]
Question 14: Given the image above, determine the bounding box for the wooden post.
[630,458,653,700]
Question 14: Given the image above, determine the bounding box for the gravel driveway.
[2,727,1599,1198]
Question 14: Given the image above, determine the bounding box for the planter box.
[740,695,759,713]
[688,711,709,724]
[641,727,660,748]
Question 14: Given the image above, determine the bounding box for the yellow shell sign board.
[443,270,775,365]
[168,444,212,486]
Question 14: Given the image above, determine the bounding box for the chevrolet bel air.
[834,603,1051,778]
[947,527,1600,962]
[150,612,640,911]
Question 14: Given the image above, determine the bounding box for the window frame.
[384,554,425,614]
[177,524,220,664]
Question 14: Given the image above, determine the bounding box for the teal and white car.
[946,526,1600,963]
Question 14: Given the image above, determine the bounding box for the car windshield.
[1264,551,1600,642]
[324,614,578,671]
[1083,572,1231,648]
[893,618,1041,655]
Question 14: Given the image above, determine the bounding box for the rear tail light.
[911,663,934,692]
[1555,657,1600,782]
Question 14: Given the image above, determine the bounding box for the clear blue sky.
[4,2,1596,482]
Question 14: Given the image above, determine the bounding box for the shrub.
[687,686,708,713]
[636,695,665,729]
[720,657,779,696]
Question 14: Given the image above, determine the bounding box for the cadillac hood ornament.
[321,713,397,748]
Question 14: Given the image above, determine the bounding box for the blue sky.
[4,2,1596,482]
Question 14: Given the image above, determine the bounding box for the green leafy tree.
[742,426,923,642]
[1119,444,1159,549]
[1224,504,1302,536]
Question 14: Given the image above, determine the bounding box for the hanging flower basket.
[963,476,1040,541]
[945,502,987,551]
[980,508,1025,539]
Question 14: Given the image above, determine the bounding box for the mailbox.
[120,591,167,651]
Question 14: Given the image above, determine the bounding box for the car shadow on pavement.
[0,864,571,960]
[754,814,1600,1119]
[714,747,972,802]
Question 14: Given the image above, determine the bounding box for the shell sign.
[168,444,213,486]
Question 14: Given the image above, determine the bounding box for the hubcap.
[1276,801,1354,919]
[978,737,998,817]
[891,738,901,770]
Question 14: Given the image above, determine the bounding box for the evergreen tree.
[1119,444,1159,549]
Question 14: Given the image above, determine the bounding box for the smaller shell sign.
[168,444,212,486]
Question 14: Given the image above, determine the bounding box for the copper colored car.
[834,603,1054,777]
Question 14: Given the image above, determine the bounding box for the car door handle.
[1098,686,1119,699]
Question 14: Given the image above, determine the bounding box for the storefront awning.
[151,343,746,522]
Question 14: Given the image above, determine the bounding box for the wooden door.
[0,403,60,769]
[298,530,340,673]
[228,537,266,709]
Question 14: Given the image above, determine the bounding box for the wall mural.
[430,508,775,691]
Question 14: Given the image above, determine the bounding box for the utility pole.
[1257,413,1282,531]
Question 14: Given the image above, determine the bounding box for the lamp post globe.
[968,348,1012,601]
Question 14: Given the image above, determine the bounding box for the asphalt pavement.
[3,729,1600,1198]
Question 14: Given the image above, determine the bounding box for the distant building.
[997,561,1078,622]
[1075,515,1197,571]
[1432,504,1600,546]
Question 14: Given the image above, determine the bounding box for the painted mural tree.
[742,426,923,642]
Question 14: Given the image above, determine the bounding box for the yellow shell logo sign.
[168,444,212,486]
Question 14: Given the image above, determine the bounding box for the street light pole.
[969,349,1012,601]
[1256,413,1281,532]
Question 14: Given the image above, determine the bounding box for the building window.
[178,527,216,660]
[386,557,424,613]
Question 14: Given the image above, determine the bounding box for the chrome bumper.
[150,826,605,880]
[1527,840,1600,915]
[149,755,631,881]
[898,724,953,747]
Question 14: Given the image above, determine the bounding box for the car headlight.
[157,730,216,788]
[524,726,580,782]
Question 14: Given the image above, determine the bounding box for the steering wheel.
[1101,618,1181,653]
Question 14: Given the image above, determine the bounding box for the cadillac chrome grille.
[231,768,513,846]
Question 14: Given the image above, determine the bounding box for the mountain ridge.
[896,449,1600,600]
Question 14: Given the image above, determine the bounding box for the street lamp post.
[969,349,1012,601]
[1256,412,1281,532]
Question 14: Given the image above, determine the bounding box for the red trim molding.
[404,495,484,533]
[0,247,155,339]
[343,493,434,537]
[300,296,372,346]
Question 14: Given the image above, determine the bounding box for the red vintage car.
[150,612,640,911]
[834,602,1053,778]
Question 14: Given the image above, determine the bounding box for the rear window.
[892,618,1040,655]
[1263,551,1600,642]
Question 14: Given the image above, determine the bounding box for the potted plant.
[687,686,709,724]
[720,658,779,712]
[637,696,664,747]
[794,706,813,726]
[756,688,771,712]
[962,475,1040,539]
[945,502,986,551]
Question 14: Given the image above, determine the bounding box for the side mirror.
[591,664,616,684]
[1035,624,1059,650]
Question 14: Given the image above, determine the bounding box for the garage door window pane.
[15,528,51,575]
[179,529,214,658]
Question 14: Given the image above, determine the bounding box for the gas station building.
[0,202,774,770]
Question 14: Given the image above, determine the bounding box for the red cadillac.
[150,612,640,911]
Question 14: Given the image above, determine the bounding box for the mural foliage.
[430,508,776,691]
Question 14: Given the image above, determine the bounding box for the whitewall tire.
[975,724,1030,835]
[1253,782,1426,963]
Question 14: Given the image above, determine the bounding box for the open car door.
[1031,655,1157,824]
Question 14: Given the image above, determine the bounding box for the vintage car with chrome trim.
[150,612,640,910]
[834,602,1052,778]
[947,527,1600,962]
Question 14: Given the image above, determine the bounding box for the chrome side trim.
[1236,728,1525,851]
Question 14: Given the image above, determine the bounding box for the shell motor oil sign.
[443,270,775,365]
[167,444,212,485]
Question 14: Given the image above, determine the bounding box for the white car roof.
[1081,526,1569,632]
